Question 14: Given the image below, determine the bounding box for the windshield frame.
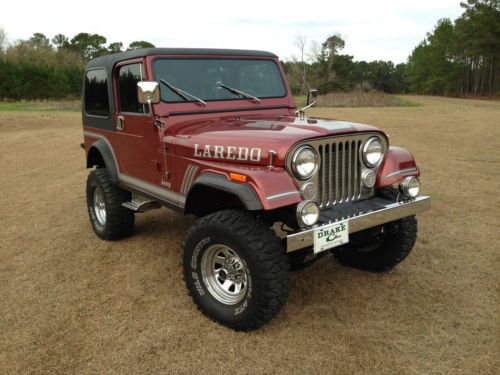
[151,56,288,104]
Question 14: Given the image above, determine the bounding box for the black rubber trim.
[169,105,290,117]
[87,139,119,185]
[190,173,263,210]
[86,48,277,70]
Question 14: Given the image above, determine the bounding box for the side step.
[122,193,161,213]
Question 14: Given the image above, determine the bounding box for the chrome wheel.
[201,244,249,305]
[93,187,106,225]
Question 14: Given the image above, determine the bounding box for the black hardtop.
[85,48,278,70]
[83,48,278,131]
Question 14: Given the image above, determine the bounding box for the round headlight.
[292,146,319,180]
[400,176,420,198]
[296,201,320,227]
[363,137,385,168]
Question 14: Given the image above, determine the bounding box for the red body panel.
[376,147,420,188]
[83,53,421,211]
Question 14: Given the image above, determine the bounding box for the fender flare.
[376,146,419,188]
[87,139,119,185]
[187,172,263,211]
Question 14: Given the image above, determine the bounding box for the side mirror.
[307,89,318,106]
[137,81,160,114]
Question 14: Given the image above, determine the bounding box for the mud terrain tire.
[182,210,290,331]
[86,168,135,240]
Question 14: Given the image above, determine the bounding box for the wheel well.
[87,146,104,168]
[185,185,248,216]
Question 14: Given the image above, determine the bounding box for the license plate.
[313,220,349,254]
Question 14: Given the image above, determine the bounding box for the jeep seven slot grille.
[288,134,379,209]
[317,139,364,207]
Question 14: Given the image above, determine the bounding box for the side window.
[118,63,146,113]
[85,69,109,117]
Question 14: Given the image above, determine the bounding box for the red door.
[113,62,166,186]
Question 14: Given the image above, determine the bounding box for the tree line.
[406,0,499,96]
[282,34,408,95]
[0,32,154,100]
[284,0,499,97]
[0,0,498,101]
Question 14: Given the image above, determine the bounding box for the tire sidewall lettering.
[191,237,211,270]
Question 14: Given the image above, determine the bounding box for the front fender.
[186,160,301,211]
[376,146,420,188]
[245,167,301,210]
[190,173,263,210]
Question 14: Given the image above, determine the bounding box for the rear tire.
[182,210,290,331]
[332,187,418,272]
[86,168,135,240]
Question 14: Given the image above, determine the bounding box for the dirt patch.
[0,96,498,374]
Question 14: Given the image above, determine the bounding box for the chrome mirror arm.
[147,98,153,116]
[295,100,317,120]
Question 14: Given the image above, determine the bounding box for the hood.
[168,115,384,166]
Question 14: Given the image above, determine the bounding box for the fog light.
[301,182,317,200]
[362,169,376,188]
[296,201,320,227]
[400,176,420,198]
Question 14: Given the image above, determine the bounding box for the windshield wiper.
[159,79,207,107]
[217,82,261,103]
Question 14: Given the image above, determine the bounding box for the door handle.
[116,116,125,130]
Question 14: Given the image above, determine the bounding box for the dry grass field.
[315,92,417,107]
[0,96,498,374]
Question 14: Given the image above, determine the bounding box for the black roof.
[86,48,278,70]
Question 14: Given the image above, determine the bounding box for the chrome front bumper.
[286,195,431,253]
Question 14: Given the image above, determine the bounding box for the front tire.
[182,210,290,331]
[86,168,135,240]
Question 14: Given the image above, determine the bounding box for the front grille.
[287,134,382,209]
[317,139,364,207]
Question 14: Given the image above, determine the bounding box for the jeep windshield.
[153,58,287,103]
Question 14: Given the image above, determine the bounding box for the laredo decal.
[193,144,262,162]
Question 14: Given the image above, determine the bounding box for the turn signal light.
[229,173,248,183]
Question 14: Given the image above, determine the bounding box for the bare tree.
[293,34,309,94]
[307,40,322,62]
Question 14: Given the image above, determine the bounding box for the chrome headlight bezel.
[296,200,320,227]
[362,136,385,168]
[400,176,420,198]
[291,146,319,180]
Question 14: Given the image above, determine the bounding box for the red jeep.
[82,48,431,331]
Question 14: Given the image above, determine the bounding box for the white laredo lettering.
[250,148,261,162]
[194,144,202,157]
[214,145,224,159]
[203,145,212,158]
[226,146,237,160]
[193,144,262,162]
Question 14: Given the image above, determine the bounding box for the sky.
[1,0,465,63]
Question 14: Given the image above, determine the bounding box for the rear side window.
[118,63,146,113]
[84,69,109,117]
